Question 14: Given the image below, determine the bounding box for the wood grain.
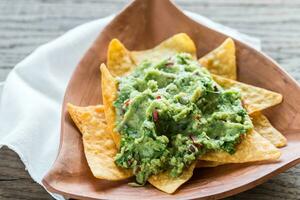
[1,0,300,199]
[44,0,300,199]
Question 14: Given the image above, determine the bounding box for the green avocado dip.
[114,53,253,184]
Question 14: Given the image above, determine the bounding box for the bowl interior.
[42,0,300,199]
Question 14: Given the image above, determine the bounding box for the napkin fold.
[0,11,260,199]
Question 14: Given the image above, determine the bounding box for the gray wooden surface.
[0,0,300,199]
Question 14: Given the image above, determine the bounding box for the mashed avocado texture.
[114,53,252,184]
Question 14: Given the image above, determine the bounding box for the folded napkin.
[0,11,260,199]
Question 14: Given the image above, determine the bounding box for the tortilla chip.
[67,103,132,180]
[196,161,225,168]
[198,40,282,114]
[148,162,196,194]
[100,64,121,149]
[251,112,287,147]
[200,130,281,163]
[199,41,286,149]
[196,112,287,167]
[131,33,197,65]
[199,38,236,80]
[107,34,196,77]
[107,39,136,77]
[212,75,283,114]
[102,54,200,192]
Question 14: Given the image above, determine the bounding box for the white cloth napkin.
[0,11,261,199]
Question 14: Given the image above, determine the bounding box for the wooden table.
[1,0,300,199]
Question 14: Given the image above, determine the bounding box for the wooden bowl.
[42,0,300,199]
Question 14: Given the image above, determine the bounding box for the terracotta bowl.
[42,0,300,199]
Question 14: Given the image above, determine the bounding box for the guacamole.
[114,53,252,184]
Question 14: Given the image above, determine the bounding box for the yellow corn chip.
[107,39,135,77]
[67,103,132,180]
[100,64,121,149]
[199,38,236,80]
[148,162,196,194]
[68,102,197,191]
[131,33,197,65]
[251,112,287,147]
[197,123,285,167]
[199,40,286,149]
[196,161,225,168]
[200,130,281,163]
[212,75,283,114]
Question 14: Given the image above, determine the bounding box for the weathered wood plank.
[1,0,300,199]
[0,147,53,200]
